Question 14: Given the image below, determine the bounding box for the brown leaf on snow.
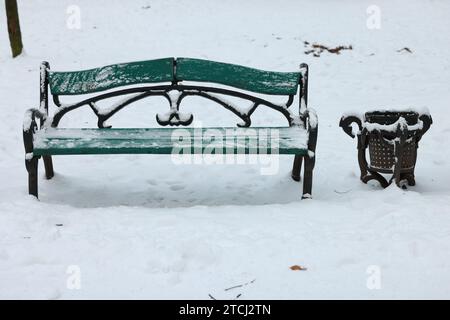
[303,41,352,57]
[397,47,413,53]
[290,265,307,271]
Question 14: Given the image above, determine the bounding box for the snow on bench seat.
[33,127,309,156]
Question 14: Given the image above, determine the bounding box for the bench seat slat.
[33,128,308,156]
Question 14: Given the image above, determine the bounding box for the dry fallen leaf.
[290,265,307,271]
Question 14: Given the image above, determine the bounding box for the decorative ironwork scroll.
[49,85,296,129]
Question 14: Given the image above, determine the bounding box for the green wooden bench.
[23,58,318,199]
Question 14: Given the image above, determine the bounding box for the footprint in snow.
[146,179,158,186]
[170,184,186,191]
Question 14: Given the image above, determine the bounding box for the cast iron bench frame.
[23,58,317,199]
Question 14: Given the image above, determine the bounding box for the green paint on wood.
[47,57,301,96]
[49,58,174,95]
[176,58,301,95]
[33,127,308,156]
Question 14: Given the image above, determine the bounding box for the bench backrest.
[42,58,308,128]
[175,58,300,95]
[48,58,174,95]
[47,57,301,96]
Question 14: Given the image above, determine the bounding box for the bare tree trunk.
[5,0,23,58]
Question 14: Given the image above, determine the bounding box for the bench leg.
[302,155,315,199]
[291,155,303,182]
[43,155,54,179]
[25,157,39,198]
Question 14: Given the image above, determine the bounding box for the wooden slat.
[48,58,300,96]
[33,127,308,156]
[49,58,174,95]
[176,58,301,95]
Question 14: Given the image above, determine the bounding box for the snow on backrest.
[48,58,174,95]
[176,57,301,96]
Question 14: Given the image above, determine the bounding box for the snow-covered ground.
[1,0,450,299]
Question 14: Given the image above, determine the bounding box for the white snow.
[363,116,423,132]
[342,106,431,123]
[306,108,318,129]
[95,93,144,116]
[1,0,450,299]
[22,110,33,132]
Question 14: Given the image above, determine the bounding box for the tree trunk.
[5,0,23,58]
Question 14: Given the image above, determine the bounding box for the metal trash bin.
[340,109,432,188]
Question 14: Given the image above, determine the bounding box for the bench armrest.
[23,108,46,156]
[304,108,318,153]
[304,108,318,130]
